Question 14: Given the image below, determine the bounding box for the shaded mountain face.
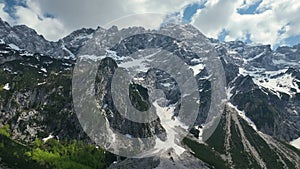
[0,19,300,169]
[215,40,300,141]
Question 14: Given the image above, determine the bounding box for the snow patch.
[246,51,265,62]
[125,134,133,138]
[239,67,299,97]
[118,52,158,72]
[254,73,300,97]
[190,58,202,64]
[227,50,238,55]
[3,67,12,72]
[106,50,125,61]
[0,50,9,54]
[79,55,106,61]
[132,77,145,81]
[73,33,93,41]
[226,86,234,100]
[272,59,300,67]
[62,45,75,59]
[42,134,54,142]
[62,62,71,66]
[161,82,173,88]
[152,100,188,156]
[3,83,10,90]
[8,43,20,50]
[290,137,300,149]
[189,63,204,76]
[38,82,46,86]
[290,48,298,52]
[28,63,38,68]
[41,68,47,73]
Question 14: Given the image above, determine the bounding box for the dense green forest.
[0,125,116,169]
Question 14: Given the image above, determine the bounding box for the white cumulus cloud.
[192,0,300,47]
[1,0,300,47]
[30,0,198,40]
[1,0,198,41]
[0,3,12,22]
[14,1,67,41]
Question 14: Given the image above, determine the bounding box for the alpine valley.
[0,17,299,169]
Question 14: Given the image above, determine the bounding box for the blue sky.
[237,0,262,14]
[183,2,206,23]
[0,0,300,49]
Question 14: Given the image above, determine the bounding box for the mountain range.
[0,17,299,169]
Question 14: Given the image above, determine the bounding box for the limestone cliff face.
[0,20,300,168]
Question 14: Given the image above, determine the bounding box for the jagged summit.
[0,17,300,169]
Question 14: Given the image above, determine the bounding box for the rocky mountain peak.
[0,18,11,33]
[0,17,300,169]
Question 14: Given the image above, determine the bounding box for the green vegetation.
[0,84,4,92]
[185,112,300,169]
[0,54,118,169]
[239,118,285,169]
[183,137,229,169]
[206,117,226,154]
[229,119,261,169]
[129,83,150,111]
[0,125,116,169]
[0,125,44,169]
[0,135,45,169]
[25,139,116,169]
[0,124,10,137]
